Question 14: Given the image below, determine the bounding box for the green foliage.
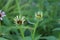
[0,37,8,40]
[0,0,60,40]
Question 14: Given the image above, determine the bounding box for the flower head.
[14,16,26,25]
[35,11,43,19]
[0,10,6,20]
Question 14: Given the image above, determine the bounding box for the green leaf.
[25,36,32,40]
[3,16,12,26]
[35,35,42,40]
[53,28,60,31]
[0,37,8,40]
[40,36,57,40]
[46,36,57,40]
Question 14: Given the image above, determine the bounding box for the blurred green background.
[0,0,60,40]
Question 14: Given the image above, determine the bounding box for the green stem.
[32,21,39,40]
[15,0,21,15]
[19,25,25,40]
[0,21,1,33]
[16,25,25,40]
[0,21,1,26]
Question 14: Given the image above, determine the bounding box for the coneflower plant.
[0,0,60,40]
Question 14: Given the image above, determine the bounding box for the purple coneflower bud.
[0,10,6,20]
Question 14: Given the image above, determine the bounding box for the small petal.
[1,12,6,17]
[21,16,25,20]
[16,16,19,19]
[0,17,3,20]
[21,16,25,24]
[1,12,5,15]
